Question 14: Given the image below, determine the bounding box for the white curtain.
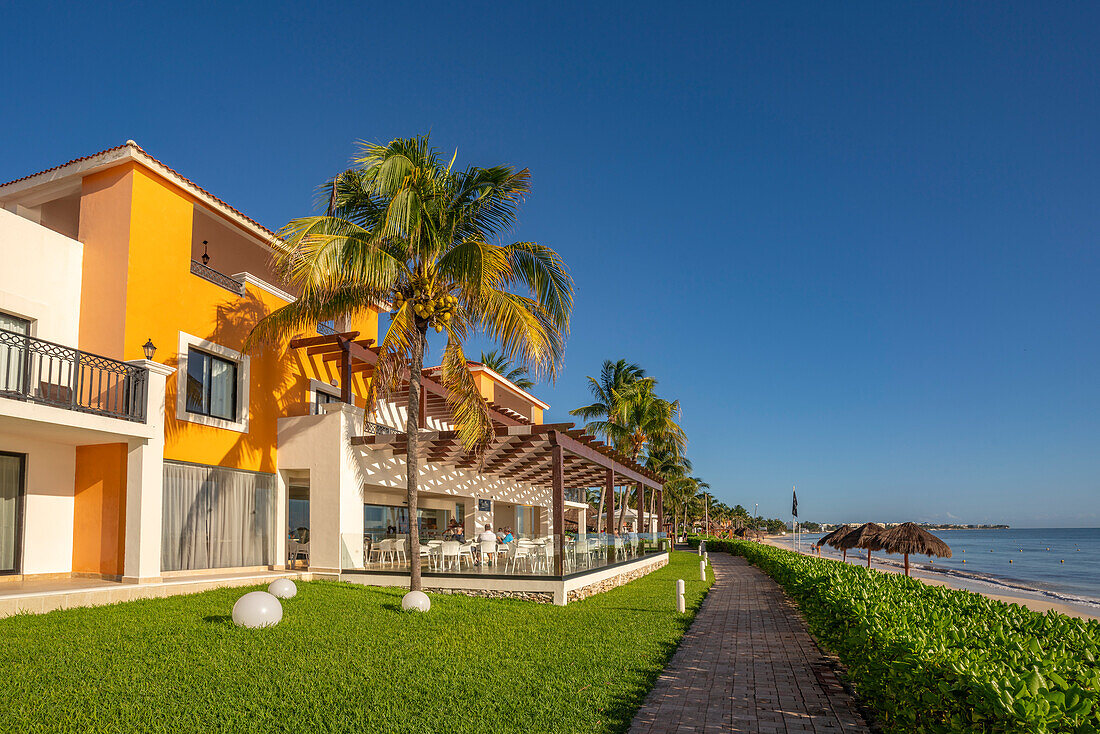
[0,454,20,572]
[161,462,275,571]
[0,313,29,393]
[208,358,234,420]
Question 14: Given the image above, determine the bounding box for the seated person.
[501,528,514,543]
[478,524,497,544]
[444,519,464,541]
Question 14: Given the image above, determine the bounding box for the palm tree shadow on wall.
[161,291,308,568]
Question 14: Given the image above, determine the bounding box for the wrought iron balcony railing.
[0,328,149,422]
[190,259,245,296]
[363,421,402,436]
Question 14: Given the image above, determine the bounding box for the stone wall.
[426,587,555,604]
[567,557,668,603]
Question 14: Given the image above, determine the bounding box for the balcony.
[190,259,245,296]
[0,328,148,422]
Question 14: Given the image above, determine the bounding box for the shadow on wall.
[158,292,309,567]
[162,291,304,472]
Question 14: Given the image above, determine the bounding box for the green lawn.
[0,551,711,734]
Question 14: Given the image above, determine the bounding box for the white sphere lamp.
[401,590,431,612]
[232,591,283,628]
[268,578,297,599]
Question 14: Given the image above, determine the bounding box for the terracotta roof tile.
[0,143,130,188]
[0,141,278,240]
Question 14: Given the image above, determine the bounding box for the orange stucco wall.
[72,443,127,577]
[73,164,381,474]
[77,165,135,358]
[473,372,495,402]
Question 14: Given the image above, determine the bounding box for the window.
[176,332,249,432]
[363,504,451,542]
[186,349,238,421]
[161,461,276,571]
[0,312,30,336]
[312,390,341,415]
[317,319,336,336]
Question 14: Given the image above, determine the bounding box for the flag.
[792,488,798,518]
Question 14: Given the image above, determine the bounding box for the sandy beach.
[756,535,1100,620]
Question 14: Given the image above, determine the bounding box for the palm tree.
[479,349,535,390]
[247,136,573,592]
[570,359,645,533]
[613,379,686,531]
[647,446,691,538]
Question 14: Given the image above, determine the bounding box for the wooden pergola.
[289,331,531,428]
[290,332,667,575]
[352,424,664,575]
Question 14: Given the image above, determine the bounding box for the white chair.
[531,542,553,573]
[426,540,444,570]
[392,538,407,565]
[373,539,394,565]
[576,539,594,567]
[459,542,476,568]
[506,542,532,573]
[366,539,386,565]
[479,540,497,566]
[440,541,461,572]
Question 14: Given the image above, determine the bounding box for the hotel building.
[0,142,665,610]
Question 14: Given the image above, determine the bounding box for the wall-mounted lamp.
[201,240,210,266]
[142,339,157,360]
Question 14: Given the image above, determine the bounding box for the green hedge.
[716,539,1100,733]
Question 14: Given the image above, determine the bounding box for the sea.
[771,528,1100,614]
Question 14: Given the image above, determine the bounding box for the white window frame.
[176,331,250,433]
[308,379,341,415]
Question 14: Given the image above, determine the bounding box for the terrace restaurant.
[277,332,669,604]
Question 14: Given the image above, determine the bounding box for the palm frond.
[470,289,563,382]
[438,339,493,458]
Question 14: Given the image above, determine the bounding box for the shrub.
[723,539,1100,733]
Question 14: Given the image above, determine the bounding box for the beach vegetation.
[699,538,1100,733]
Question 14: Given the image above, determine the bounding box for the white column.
[577,507,587,541]
[122,360,174,584]
[473,498,494,538]
[337,406,365,570]
[275,471,289,569]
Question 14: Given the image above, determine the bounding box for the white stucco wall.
[277,405,556,572]
[277,407,369,573]
[0,208,83,344]
[0,430,75,575]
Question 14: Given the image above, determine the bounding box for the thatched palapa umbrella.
[875,522,952,576]
[817,524,852,561]
[834,522,885,568]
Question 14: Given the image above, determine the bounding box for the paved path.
[630,553,870,734]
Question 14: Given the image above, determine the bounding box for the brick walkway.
[630,553,870,734]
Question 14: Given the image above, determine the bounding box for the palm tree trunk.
[595,485,606,534]
[406,326,426,592]
[616,486,625,532]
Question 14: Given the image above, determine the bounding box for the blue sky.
[3,2,1098,526]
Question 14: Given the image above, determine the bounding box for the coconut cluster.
[392,288,457,333]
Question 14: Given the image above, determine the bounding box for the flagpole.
[793,485,799,554]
